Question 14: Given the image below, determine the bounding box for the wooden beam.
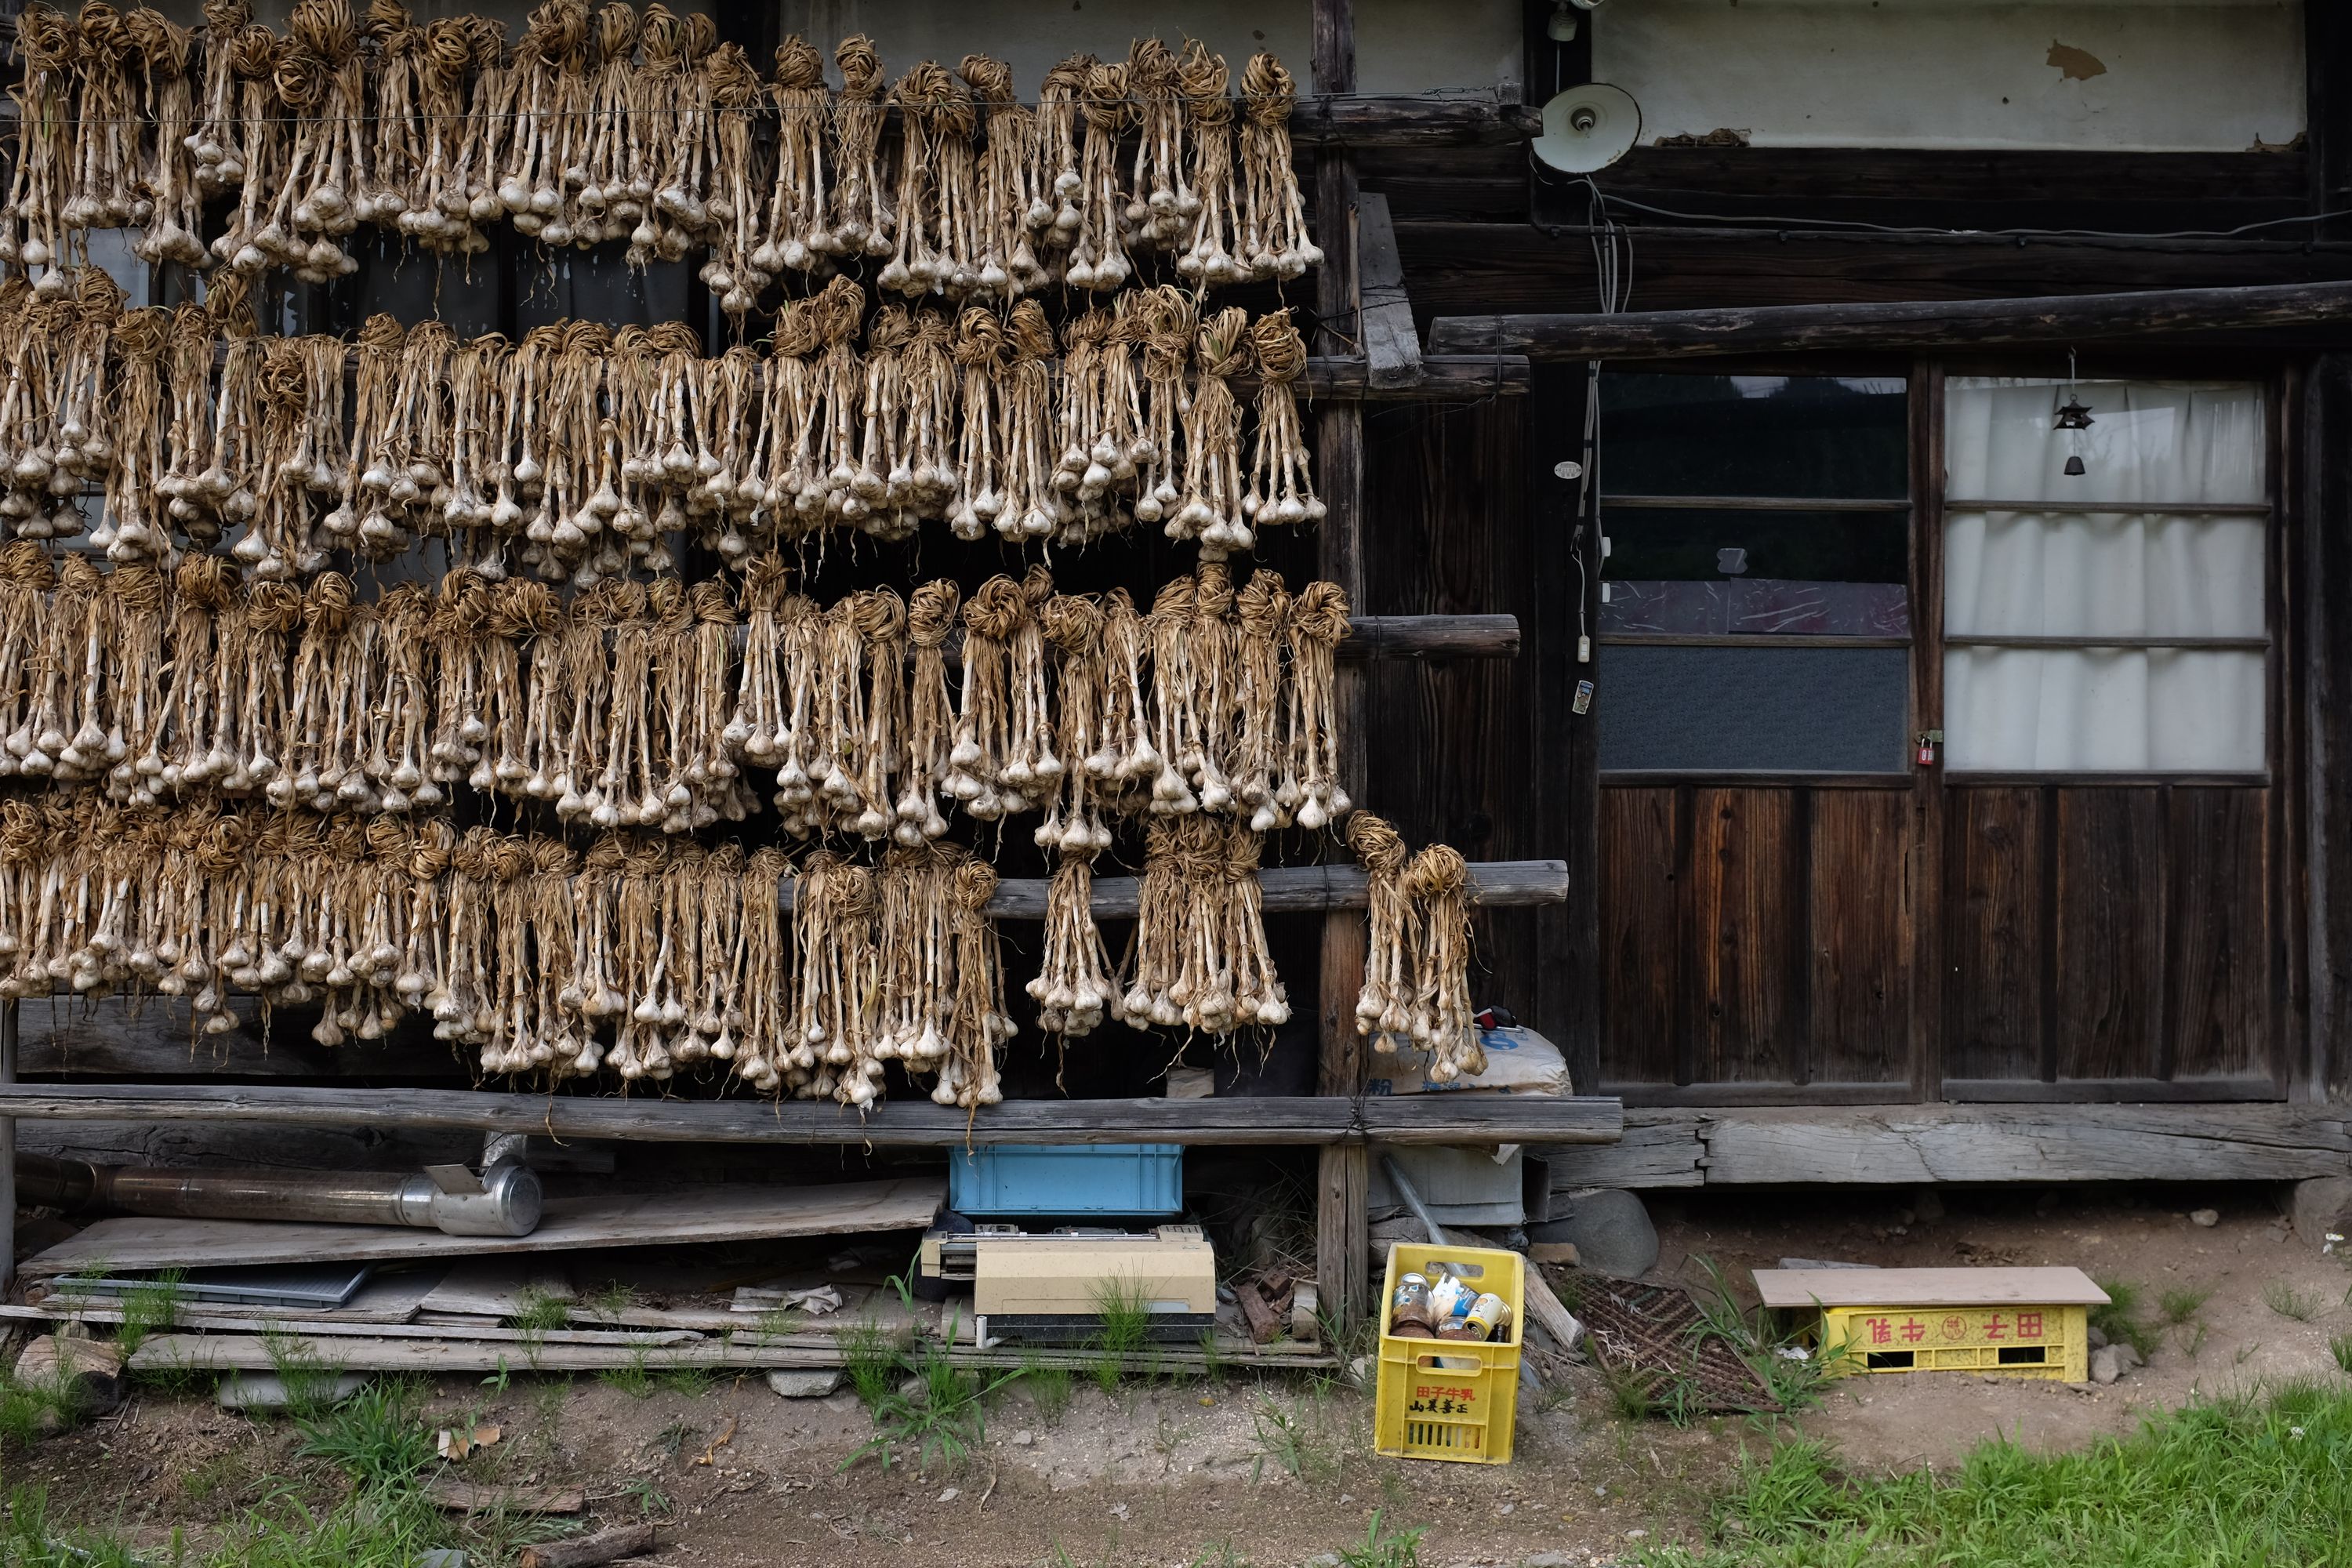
[1312,0,1370,1344]
[2,1000,15,1292]
[1356,193,1422,389]
[1399,221,2352,318]
[1342,614,1518,658]
[847,858,1569,920]
[0,1083,1627,1149]
[1547,1104,2350,1187]
[1301,354,1529,399]
[1288,94,1538,148]
[1429,278,2352,360]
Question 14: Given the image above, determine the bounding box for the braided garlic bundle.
[127,8,208,267]
[1348,812,1415,1049]
[1174,307,1253,554]
[789,850,879,1104]
[962,53,1044,297]
[1068,58,1135,290]
[1116,816,1287,1035]
[1246,312,1326,534]
[1405,845,1483,1080]
[822,34,895,263]
[1238,53,1323,280]
[1284,581,1352,829]
[2,6,77,281]
[752,38,830,278]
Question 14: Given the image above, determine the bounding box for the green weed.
[292,1379,435,1494]
[112,1269,186,1359]
[260,1327,350,1418]
[1642,1381,2352,1568]
[1089,1276,1153,1393]
[2158,1287,2212,1327]
[1337,1508,1425,1568]
[2089,1278,2159,1359]
[843,1326,1014,1475]
[598,1346,655,1399]
[2265,1281,2325,1323]
[1018,1352,1074,1426]
[838,1322,900,1412]
[0,1368,83,1450]
[655,1363,718,1398]
[2330,1333,2352,1374]
[1247,1392,1341,1483]
[511,1287,571,1335]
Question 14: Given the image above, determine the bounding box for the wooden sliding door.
[1593,365,2289,1104]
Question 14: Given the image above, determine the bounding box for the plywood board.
[1755,1266,2108,1311]
[20,1178,944,1276]
[27,1266,445,1326]
[418,1257,575,1318]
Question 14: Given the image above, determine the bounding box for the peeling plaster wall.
[777,1,1525,97]
[1595,0,2304,152]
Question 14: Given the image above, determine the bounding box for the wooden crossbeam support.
[1428,278,2352,360]
[1356,193,1422,389]
[1300,354,1528,399]
[0,1083,1625,1149]
[1288,94,1539,147]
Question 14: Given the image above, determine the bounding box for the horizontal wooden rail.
[1428,278,2352,361]
[1301,354,1531,400]
[917,858,1566,920]
[0,1083,1624,1147]
[1288,94,1539,148]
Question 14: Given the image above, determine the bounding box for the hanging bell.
[2064,453,2087,477]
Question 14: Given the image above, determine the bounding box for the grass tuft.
[2264,1281,2325,1323]
[841,1320,1014,1475]
[1089,1276,1153,1395]
[2089,1278,2160,1359]
[113,1269,186,1359]
[2158,1287,2212,1328]
[1642,1381,2352,1568]
[1018,1351,1074,1426]
[1337,1508,1425,1568]
[2330,1333,2352,1374]
[292,1379,436,1494]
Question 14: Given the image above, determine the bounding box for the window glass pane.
[1946,379,2265,505]
[1602,506,1909,635]
[1945,648,2263,772]
[1944,510,2264,638]
[1599,646,1909,772]
[1601,373,1908,499]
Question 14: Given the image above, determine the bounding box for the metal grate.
[1579,1279,1780,1414]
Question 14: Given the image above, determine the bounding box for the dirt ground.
[14,1181,2352,1567]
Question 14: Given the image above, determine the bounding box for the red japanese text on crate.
[1855,1310,2048,1347]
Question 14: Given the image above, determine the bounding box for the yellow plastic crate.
[1373,1241,1523,1465]
[1757,1267,2109,1384]
[1820,1303,2089,1381]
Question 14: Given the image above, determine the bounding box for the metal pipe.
[20,1157,542,1238]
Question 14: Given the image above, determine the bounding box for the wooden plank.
[1356,192,1421,389]
[1301,354,1529,400]
[1403,223,2352,322]
[1341,614,1517,658]
[18,997,462,1080]
[850,858,1572,920]
[1689,789,1801,1085]
[129,1330,1332,1375]
[19,1179,947,1276]
[1537,1112,1708,1189]
[1809,791,1912,1086]
[1289,94,1538,148]
[1695,1103,2352,1185]
[3,1303,699,1348]
[1428,279,2352,361]
[1602,147,2307,230]
[2055,789,2167,1083]
[2304,357,2352,1098]
[2168,789,2273,1082]
[0,1082,1624,1146]
[1944,788,2045,1083]
[1599,789,1680,1087]
[21,1267,442,1326]
[1755,1266,2108,1311]
[1313,0,1370,1341]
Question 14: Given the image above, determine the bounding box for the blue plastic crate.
[948,1144,1185,1216]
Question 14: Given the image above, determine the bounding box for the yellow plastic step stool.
[1755,1265,2110,1381]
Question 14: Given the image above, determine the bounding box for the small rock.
[2090,1345,2121,1385]
[217,1371,365,1412]
[1013,1428,1036,1447]
[2113,1341,2144,1372]
[1109,1503,1130,1523]
[1722,1517,1750,1538]
[2191,1208,2220,1228]
[1304,1556,1342,1568]
[822,1391,862,1414]
[418,1552,466,1568]
[898,1375,925,1400]
[1625,1528,1649,1541]
[1498,1501,1514,1515]
[2064,1381,2096,1396]
[2087,1324,2108,1350]
[936,1488,959,1504]
[766,1369,843,1399]
[1348,1355,1370,1388]
[1524,1555,1575,1568]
